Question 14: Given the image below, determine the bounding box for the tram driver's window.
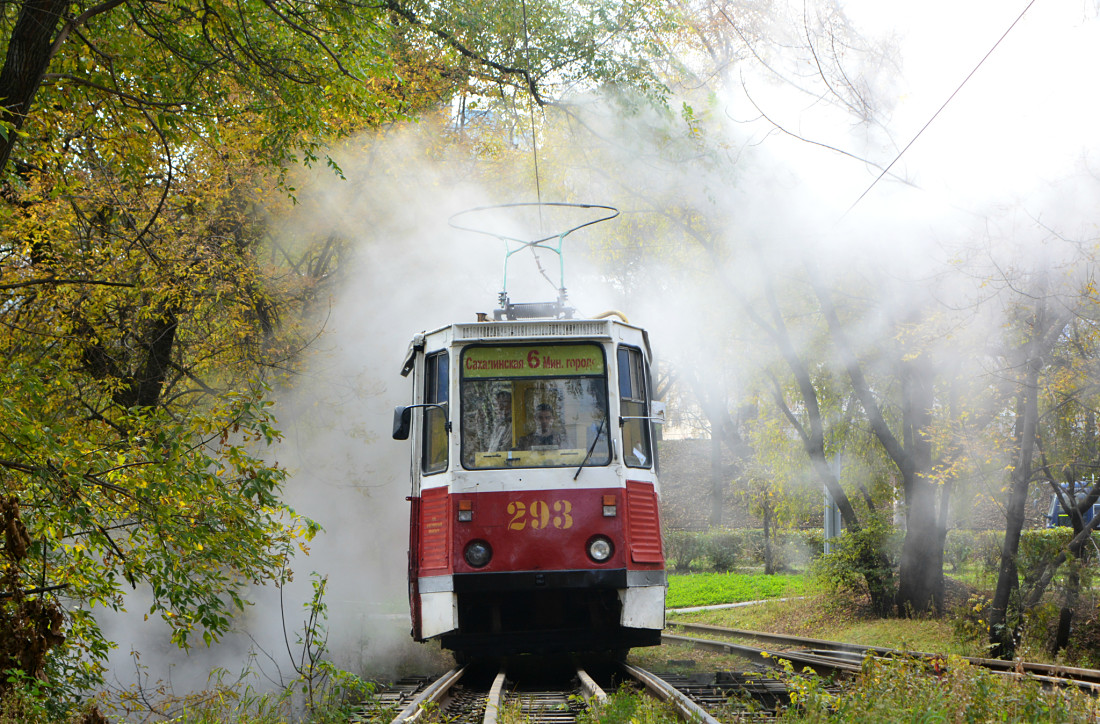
[459,344,610,469]
[618,346,652,468]
[422,351,448,474]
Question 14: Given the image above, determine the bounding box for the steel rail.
[662,632,862,677]
[669,622,874,655]
[390,666,467,723]
[620,662,723,724]
[576,666,608,704]
[389,661,605,724]
[482,667,508,724]
[668,622,1100,693]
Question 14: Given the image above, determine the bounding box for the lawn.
[663,573,974,657]
[632,573,1100,721]
[665,571,811,609]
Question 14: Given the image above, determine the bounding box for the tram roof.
[400,316,652,376]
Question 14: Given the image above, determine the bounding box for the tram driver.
[516,403,563,450]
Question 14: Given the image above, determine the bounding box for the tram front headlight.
[587,535,614,563]
[464,539,492,568]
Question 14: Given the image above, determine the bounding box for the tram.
[392,204,667,658]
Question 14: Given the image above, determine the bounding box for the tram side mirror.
[650,401,667,425]
[392,406,412,440]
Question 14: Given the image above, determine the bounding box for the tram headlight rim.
[464,539,493,568]
[586,535,614,563]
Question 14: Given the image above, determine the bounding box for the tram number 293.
[507,500,573,531]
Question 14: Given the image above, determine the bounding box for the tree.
[744,274,898,613]
[985,275,1068,655]
[980,259,1100,658]
[497,8,907,611]
[0,2,416,180]
[804,270,955,615]
[0,0,685,705]
[1030,315,1100,657]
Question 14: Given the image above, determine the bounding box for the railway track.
[353,654,794,723]
[351,659,603,724]
[355,623,1100,722]
[667,621,1100,694]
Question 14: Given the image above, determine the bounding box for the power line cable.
[845,0,1040,217]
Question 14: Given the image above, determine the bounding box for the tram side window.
[618,346,651,468]
[423,351,448,475]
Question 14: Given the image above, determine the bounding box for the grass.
[667,591,979,658]
[665,571,812,609]
[777,654,1098,723]
[627,638,1099,722]
[664,569,1009,658]
[494,686,682,724]
[630,580,1100,722]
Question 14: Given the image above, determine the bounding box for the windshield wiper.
[573,419,606,481]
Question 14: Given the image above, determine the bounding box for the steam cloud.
[97,0,1100,703]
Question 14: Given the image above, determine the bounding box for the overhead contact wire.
[845,0,1040,217]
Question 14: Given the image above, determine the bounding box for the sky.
[811,0,1098,216]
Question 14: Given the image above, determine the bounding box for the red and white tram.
[393,309,667,658]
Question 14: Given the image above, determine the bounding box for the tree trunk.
[1044,479,1100,656]
[895,480,944,613]
[763,501,773,574]
[685,375,751,529]
[988,352,1042,658]
[112,307,180,409]
[1052,562,1080,657]
[750,284,895,613]
[895,356,945,614]
[0,0,73,175]
[709,430,723,527]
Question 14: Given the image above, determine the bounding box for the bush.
[944,529,977,573]
[953,528,1100,580]
[771,530,822,572]
[1063,592,1100,668]
[1012,521,1073,572]
[663,528,827,574]
[975,530,1003,577]
[734,529,764,566]
[1018,527,1075,583]
[663,529,705,572]
[704,530,743,572]
[794,529,825,560]
[951,593,993,650]
[810,517,900,611]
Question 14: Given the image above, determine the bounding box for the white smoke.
[96,0,1100,705]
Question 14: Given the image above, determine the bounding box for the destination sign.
[462,344,605,378]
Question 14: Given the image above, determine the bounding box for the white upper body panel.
[404,316,659,496]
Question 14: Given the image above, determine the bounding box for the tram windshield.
[460,343,611,470]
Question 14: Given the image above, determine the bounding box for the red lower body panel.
[409,482,665,656]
